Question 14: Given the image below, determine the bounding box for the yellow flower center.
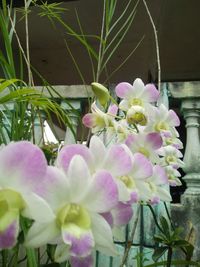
[155,122,169,132]
[166,155,176,164]
[0,189,25,212]
[57,203,91,230]
[120,176,135,189]
[165,138,174,145]
[130,98,143,106]
[127,113,147,126]
[0,189,25,232]
[138,147,150,158]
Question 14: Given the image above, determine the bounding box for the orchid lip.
[57,203,91,232]
[0,189,24,233]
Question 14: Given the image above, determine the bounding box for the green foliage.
[150,215,194,267]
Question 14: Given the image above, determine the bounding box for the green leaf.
[173,240,191,247]
[154,234,166,243]
[159,216,171,239]
[152,247,168,262]
[0,79,20,93]
[185,243,194,261]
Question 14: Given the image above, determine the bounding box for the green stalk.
[1,250,8,267]
[166,247,172,267]
[147,204,165,234]
[20,218,37,267]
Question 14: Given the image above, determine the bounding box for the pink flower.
[0,142,54,249]
[115,78,159,111]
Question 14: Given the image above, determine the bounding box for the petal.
[144,84,159,102]
[135,181,152,201]
[55,244,70,263]
[70,255,93,267]
[112,202,133,226]
[89,136,106,170]
[131,153,153,180]
[115,82,133,98]
[39,166,69,211]
[156,187,172,202]
[118,99,129,111]
[125,133,136,147]
[146,132,162,150]
[132,78,145,96]
[25,221,60,247]
[82,170,118,213]
[0,217,19,249]
[62,225,94,257]
[22,192,55,222]
[91,213,117,256]
[100,212,113,227]
[66,156,91,202]
[117,179,131,202]
[57,145,92,174]
[107,104,118,116]
[82,114,96,128]
[0,141,47,192]
[152,165,168,185]
[103,144,132,176]
[167,110,180,127]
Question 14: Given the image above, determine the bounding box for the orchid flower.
[0,141,54,249]
[147,165,172,204]
[120,152,153,202]
[115,78,159,111]
[145,104,180,137]
[165,166,182,186]
[82,102,118,133]
[112,119,131,142]
[160,131,183,150]
[25,155,119,267]
[157,145,184,169]
[125,132,163,164]
[57,135,133,203]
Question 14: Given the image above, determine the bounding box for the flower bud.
[126,106,147,126]
[91,82,110,107]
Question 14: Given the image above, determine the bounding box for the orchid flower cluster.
[0,78,183,267]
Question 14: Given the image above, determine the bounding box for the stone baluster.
[181,99,200,197]
[168,83,200,260]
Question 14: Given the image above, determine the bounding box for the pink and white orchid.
[0,141,54,249]
[165,166,182,186]
[145,104,180,137]
[57,135,133,203]
[125,132,163,164]
[25,154,119,267]
[147,165,172,204]
[157,145,184,169]
[82,102,118,133]
[115,78,159,111]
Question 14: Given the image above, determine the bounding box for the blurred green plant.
[0,0,76,145]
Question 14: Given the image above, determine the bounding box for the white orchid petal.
[22,193,55,223]
[91,213,117,256]
[25,221,60,248]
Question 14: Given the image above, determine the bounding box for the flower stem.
[120,204,140,267]
[1,250,8,267]
[166,247,173,267]
[20,217,37,267]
